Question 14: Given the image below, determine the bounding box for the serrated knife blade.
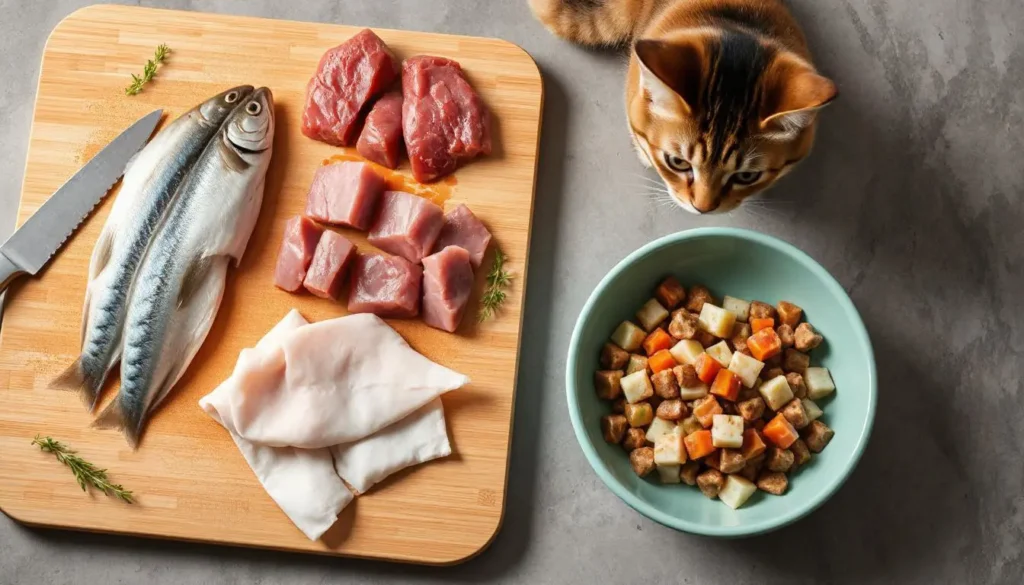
[0,109,162,295]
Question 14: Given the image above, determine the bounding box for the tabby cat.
[529,0,837,214]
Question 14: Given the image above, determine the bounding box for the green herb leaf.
[125,43,171,96]
[479,248,512,322]
[32,435,134,503]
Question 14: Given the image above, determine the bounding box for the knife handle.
[0,253,24,293]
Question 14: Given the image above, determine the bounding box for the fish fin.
[50,358,105,412]
[177,255,214,310]
[93,397,140,449]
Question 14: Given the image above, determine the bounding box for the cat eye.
[663,152,692,173]
[732,171,763,186]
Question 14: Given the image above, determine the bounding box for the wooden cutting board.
[0,5,542,565]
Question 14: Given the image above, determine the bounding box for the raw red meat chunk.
[302,29,399,146]
[274,216,324,292]
[368,191,444,263]
[347,253,422,318]
[303,231,356,300]
[357,92,404,169]
[421,246,475,333]
[402,56,493,182]
[432,204,492,268]
[305,162,386,230]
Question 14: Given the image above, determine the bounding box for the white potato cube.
[698,303,737,338]
[802,399,824,423]
[678,382,709,400]
[722,296,751,322]
[654,427,687,465]
[636,298,669,332]
[711,414,744,448]
[728,352,765,388]
[621,370,653,404]
[611,321,646,352]
[805,367,836,400]
[705,341,734,368]
[646,417,678,444]
[657,464,681,484]
[759,375,794,411]
[718,475,757,509]
[669,340,704,365]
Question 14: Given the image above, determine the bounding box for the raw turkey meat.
[402,56,492,182]
[421,246,475,333]
[304,162,385,230]
[302,29,399,146]
[356,92,404,169]
[367,191,444,263]
[432,204,492,267]
[303,230,356,300]
[274,216,324,292]
[347,253,423,318]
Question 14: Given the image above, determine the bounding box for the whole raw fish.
[97,87,275,447]
[52,86,255,409]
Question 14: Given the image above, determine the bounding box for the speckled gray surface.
[2,1,1023,583]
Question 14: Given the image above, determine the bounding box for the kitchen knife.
[0,109,162,295]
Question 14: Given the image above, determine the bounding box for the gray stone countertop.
[2,1,1023,584]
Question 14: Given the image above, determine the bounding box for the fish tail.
[50,358,105,412]
[93,397,141,449]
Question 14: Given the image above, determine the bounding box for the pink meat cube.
[367,191,444,263]
[432,204,492,268]
[274,216,324,292]
[304,162,386,230]
[402,56,492,182]
[421,246,475,333]
[302,29,399,146]
[347,253,422,318]
[302,231,356,299]
[357,92,404,169]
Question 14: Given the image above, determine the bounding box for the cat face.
[627,31,836,214]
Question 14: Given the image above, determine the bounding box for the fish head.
[199,85,255,126]
[227,87,275,153]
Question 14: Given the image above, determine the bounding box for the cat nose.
[694,199,719,213]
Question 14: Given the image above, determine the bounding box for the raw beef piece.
[304,162,386,230]
[402,56,493,182]
[421,246,475,333]
[432,204,492,268]
[347,253,423,318]
[274,216,324,292]
[356,92,404,169]
[368,191,444,263]
[302,29,399,146]
[303,231,356,300]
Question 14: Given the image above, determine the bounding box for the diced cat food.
[421,246,475,333]
[273,216,324,292]
[368,191,445,263]
[356,91,404,169]
[347,253,422,318]
[402,56,492,182]
[302,29,399,146]
[305,162,386,230]
[431,204,492,267]
[302,231,356,300]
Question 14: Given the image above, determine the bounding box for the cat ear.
[634,38,705,117]
[759,54,837,139]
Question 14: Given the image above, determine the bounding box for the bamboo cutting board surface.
[0,5,542,565]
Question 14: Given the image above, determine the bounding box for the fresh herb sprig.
[479,248,512,322]
[125,43,170,96]
[32,435,134,503]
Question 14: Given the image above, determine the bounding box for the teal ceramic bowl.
[566,227,876,537]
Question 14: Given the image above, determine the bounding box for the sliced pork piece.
[302,29,399,146]
[302,231,356,300]
[368,191,444,263]
[274,216,324,292]
[421,246,475,333]
[356,92,404,169]
[348,253,422,318]
[432,204,492,267]
[402,56,492,182]
[304,162,386,229]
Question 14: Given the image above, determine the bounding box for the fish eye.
[225,91,239,104]
[246,101,262,115]
[733,171,763,186]
[663,152,692,173]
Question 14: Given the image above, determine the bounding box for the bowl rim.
[565,227,877,537]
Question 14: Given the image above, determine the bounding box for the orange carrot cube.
[763,414,799,449]
[684,430,717,459]
[642,328,674,356]
[740,428,767,460]
[747,328,783,361]
[692,396,723,428]
[710,369,741,402]
[750,317,775,333]
[648,349,677,374]
[694,353,722,384]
